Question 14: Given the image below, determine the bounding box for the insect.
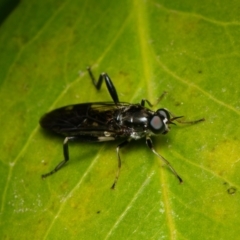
[40,67,204,189]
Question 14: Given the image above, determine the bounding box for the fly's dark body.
[40,67,204,188]
[40,103,165,141]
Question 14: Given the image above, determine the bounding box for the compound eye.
[149,108,171,134]
[150,115,165,133]
[157,108,170,121]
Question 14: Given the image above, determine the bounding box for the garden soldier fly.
[40,67,204,189]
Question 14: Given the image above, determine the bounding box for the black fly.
[40,67,204,188]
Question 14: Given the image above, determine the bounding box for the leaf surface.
[0,0,240,239]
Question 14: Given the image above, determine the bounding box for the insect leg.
[141,91,167,107]
[42,136,74,178]
[146,136,183,183]
[111,139,130,189]
[87,67,119,104]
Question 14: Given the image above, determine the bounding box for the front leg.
[141,91,167,107]
[146,136,182,183]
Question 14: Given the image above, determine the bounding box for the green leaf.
[0,0,239,239]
